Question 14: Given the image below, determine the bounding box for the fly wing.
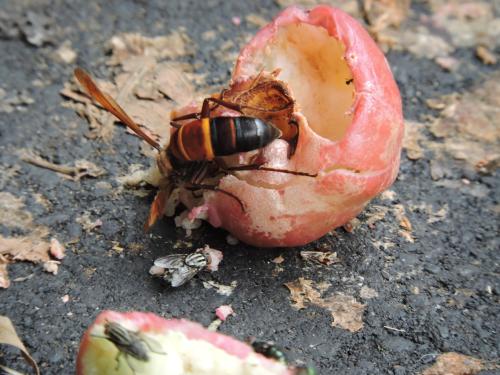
[170,266,199,287]
[154,254,185,269]
[136,333,166,355]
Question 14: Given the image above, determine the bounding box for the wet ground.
[0,0,498,374]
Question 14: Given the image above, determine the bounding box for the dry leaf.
[285,278,325,310]
[362,0,411,46]
[0,316,40,375]
[284,278,365,332]
[365,205,389,226]
[0,232,51,264]
[63,32,202,144]
[403,121,426,160]
[107,31,192,65]
[420,352,484,375]
[320,294,365,332]
[0,192,32,229]
[427,74,500,172]
[300,251,339,266]
[429,0,500,50]
[0,258,9,288]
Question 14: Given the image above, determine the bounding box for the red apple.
[76,311,295,375]
[175,5,403,247]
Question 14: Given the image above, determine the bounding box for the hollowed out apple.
[175,5,403,247]
[76,311,296,375]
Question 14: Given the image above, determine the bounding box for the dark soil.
[0,1,498,374]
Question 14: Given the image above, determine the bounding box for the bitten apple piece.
[77,311,295,375]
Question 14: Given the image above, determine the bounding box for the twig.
[20,151,104,181]
[383,325,406,333]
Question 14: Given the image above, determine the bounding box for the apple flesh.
[76,311,294,375]
[172,5,403,247]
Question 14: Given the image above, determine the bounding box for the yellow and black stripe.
[170,116,281,162]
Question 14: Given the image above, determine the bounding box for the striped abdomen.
[169,117,281,162]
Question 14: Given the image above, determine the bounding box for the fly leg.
[225,164,317,178]
[124,354,138,375]
[184,184,245,212]
[287,117,299,158]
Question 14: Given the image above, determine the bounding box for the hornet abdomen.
[210,117,281,156]
[169,116,281,162]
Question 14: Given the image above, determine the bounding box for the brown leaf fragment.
[362,0,410,51]
[427,75,500,172]
[362,0,410,31]
[284,278,323,310]
[476,45,498,65]
[403,121,426,160]
[285,278,365,332]
[155,62,198,106]
[319,293,365,332]
[0,257,10,288]
[0,192,33,229]
[0,316,40,375]
[365,205,389,226]
[107,31,193,66]
[300,251,339,266]
[429,0,500,50]
[76,212,103,233]
[420,352,484,375]
[0,232,51,264]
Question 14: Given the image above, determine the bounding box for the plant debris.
[202,280,238,296]
[403,121,427,160]
[300,251,339,266]
[0,316,40,375]
[61,31,208,144]
[420,352,485,375]
[0,88,34,113]
[0,192,64,287]
[20,150,105,181]
[285,278,365,332]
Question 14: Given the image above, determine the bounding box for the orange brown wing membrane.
[74,68,161,151]
[144,189,169,231]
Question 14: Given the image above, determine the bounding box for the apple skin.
[76,311,293,375]
[185,5,403,247]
